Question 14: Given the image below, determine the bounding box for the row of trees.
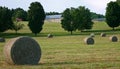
[61,6,93,34]
[0,2,45,35]
[12,8,27,21]
[1,1,120,35]
[106,0,120,30]
[91,12,104,19]
[46,12,61,15]
[0,7,13,32]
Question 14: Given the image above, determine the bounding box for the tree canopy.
[61,6,93,34]
[46,12,61,15]
[106,1,120,30]
[61,8,76,34]
[12,8,27,21]
[28,2,46,35]
[117,0,120,5]
[75,6,93,31]
[0,6,14,32]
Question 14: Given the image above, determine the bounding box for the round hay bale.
[47,34,53,38]
[109,36,118,42]
[0,37,5,42]
[3,36,41,65]
[100,33,106,37]
[90,33,95,38]
[84,37,94,45]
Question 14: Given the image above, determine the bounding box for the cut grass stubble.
[0,21,120,69]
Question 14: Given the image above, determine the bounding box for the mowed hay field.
[0,21,120,69]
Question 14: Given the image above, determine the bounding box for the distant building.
[45,15,61,23]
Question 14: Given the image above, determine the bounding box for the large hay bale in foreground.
[84,37,94,45]
[0,37,5,42]
[109,36,118,42]
[100,33,106,37]
[47,34,53,38]
[4,36,41,65]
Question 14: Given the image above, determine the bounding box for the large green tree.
[78,6,93,30]
[61,6,93,34]
[0,6,14,32]
[74,6,93,31]
[28,2,46,35]
[106,1,120,30]
[61,8,77,35]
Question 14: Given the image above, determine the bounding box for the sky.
[0,0,116,15]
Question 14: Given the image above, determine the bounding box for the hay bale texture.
[109,36,118,42]
[84,37,94,45]
[0,37,5,42]
[100,33,106,37]
[3,36,41,65]
[47,34,53,38]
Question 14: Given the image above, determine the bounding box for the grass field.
[0,21,120,69]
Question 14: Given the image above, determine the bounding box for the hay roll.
[4,36,41,65]
[109,36,118,42]
[100,33,106,37]
[84,37,94,45]
[47,34,53,38]
[0,37,5,42]
[90,33,95,38]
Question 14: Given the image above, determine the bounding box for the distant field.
[0,21,120,69]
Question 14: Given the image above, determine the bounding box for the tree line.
[0,2,45,35]
[61,0,120,34]
[0,1,120,35]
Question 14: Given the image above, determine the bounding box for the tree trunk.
[15,31,18,34]
[113,27,115,30]
[35,33,37,36]
[70,31,73,35]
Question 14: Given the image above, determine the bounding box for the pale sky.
[0,0,116,15]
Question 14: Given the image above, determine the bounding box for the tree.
[28,2,46,35]
[0,6,14,32]
[75,6,93,31]
[117,0,120,5]
[12,20,24,34]
[61,8,76,35]
[105,1,120,30]
[61,6,93,34]
[12,8,27,21]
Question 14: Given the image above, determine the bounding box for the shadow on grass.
[0,29,120,38]
[83,29,120,35]
[39,61,84,66]
[0,33,47,38]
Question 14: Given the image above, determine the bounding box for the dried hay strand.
[100,33,106,37]
[47,34,53,38]
[3,36,41,65]
[109,36,118,42]
[84,37,94,45]
[0,37,5,42]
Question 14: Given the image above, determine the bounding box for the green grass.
[0,21,120,69]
